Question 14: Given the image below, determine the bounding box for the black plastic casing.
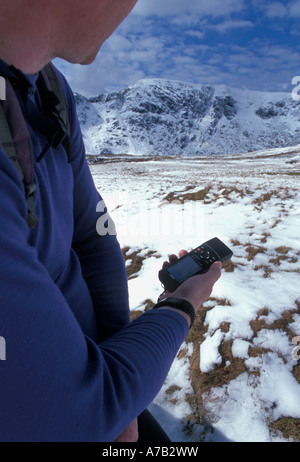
[158,237,233,292]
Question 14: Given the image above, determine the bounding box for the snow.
[200,330,225,373]
[231,339,250,359]
[89,145,300,442]
[76,78,300,157]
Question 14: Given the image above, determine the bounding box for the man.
[0,0,222,442]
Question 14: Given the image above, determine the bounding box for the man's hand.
[159,250,222,313]
[114,418,139,443]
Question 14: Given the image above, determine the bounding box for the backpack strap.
[41,63,69,132]
[0,62,70,229]
[37,63,71,162]
[0,79,39,229]
[0,104,24,179]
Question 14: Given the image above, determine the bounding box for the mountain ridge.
[75,78,300,157]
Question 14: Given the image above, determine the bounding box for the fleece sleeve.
[60,73,131,340]
[0,116,189,444]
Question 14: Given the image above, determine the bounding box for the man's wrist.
[155,307,191,328]
[152,297,196,328]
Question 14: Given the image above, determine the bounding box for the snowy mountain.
[75,78,300,157]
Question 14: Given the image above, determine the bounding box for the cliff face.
[75,78,300,156]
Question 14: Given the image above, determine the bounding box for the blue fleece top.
[0,61,189,442]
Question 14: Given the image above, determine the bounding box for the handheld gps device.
[159,237,233,292]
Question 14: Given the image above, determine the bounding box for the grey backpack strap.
[41,63,69,133]
[0,105,24,179]
[0,62,70,229]
[39,62,71,161]
[0,79,39,229]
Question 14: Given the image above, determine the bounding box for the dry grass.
[252,244,298,276]
[252,187,296,207]
[245,244,267,261]
[122,246,145,279]
[183,298,247,435]
[253,264,273,278]
[252,192,273,206]
[163,183,256,206]
[122,246,160,279]
[232,149,300,161]
[183,298,300,441]
[270,418,300,441]
[130,310,144,322]
[260,232,271,244]
[123,241,299,440]
[293,364,300,384]
[163,184,212,204]
[285,171,300,176]
[276,246,292,254]
[269,255,288,266]
[223,259,237,272]
[250,308,299,343]
[161,184,298,226]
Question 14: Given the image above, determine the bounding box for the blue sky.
[55,0,300,97]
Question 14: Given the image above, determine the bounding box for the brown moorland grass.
[123,242,300,441]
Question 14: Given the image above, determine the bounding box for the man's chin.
[80,56,96,65]
[57,44,101,66]
[79,47,101,65]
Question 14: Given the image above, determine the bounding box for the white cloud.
[54,0,300,96]
[209,20,254,33]
[132,0,245,18]
[186,30,205,40]
[264,2,288,18]
[260,0,300,18]
[289,0,300,16]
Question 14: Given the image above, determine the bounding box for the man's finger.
[168,254,178,263]
[208,261,222,282]
[179,249,188,258]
